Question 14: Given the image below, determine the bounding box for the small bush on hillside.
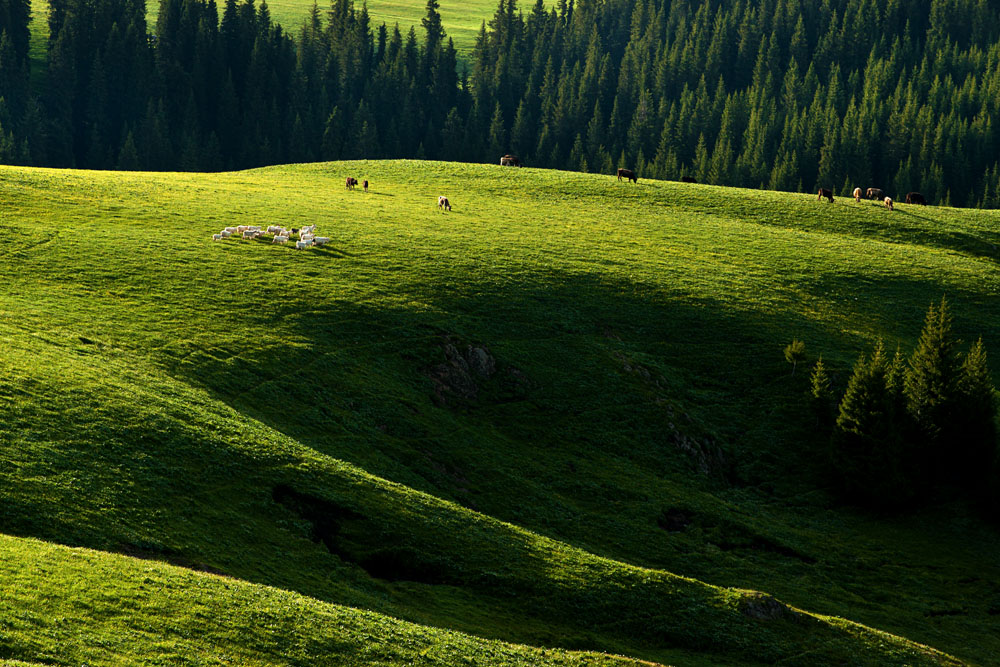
[784,339,806,375]
[828,299,998,508]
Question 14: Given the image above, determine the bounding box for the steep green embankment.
[0,161,997,665]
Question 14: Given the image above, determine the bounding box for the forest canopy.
[1,0,1000,207]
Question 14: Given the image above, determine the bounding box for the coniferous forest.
[3,0,1000,206]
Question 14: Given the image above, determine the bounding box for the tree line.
[4,0,1000,207]
[812,298,998,513]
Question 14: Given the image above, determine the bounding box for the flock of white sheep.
[212,224,330,249]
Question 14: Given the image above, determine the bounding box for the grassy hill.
[0,160,998,665]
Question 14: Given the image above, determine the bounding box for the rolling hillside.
[0,160,998,665]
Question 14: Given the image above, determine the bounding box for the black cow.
[906,191,927,205]
[363,179,369,193]
[866,187,883,200]
[500,154,522,167]
[617,168,638,183]
[818,188,834,203]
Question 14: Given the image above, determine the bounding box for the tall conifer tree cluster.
[3,0,1000,207]
[826,299,998,508]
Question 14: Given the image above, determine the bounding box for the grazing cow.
[853,187,862,202]
[680,176,697,183]
[500,154,522,167]
[884,196,893,211]
[346,177,358,190]
[866,188,883,200]
[363,180,369,192]
[906,191,927,205]
[818,188,834,203]
[617,168,638,183]
[438,196,451,211]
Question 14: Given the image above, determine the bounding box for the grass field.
[0,159,998,664]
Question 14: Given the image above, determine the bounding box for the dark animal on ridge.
[680,176,697,183]
[866,187,883,200]
[906,191,926,205]
[818,188,834,203]
[363,180,369,193]
[500,155,521,167]
[617,168,637,183]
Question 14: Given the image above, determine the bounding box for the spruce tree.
[810,356,835,428]
[831,340,911,506]
[487,102,506,157]
[905,297,961,481]
[954,338,998,485]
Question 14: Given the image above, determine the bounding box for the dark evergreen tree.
[904,297,961,479]
[832,340,911,506]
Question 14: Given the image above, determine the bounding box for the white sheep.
[220,230,232,238]
[273,235,289,244]
[296,239,313,249]
[212,233,223,240]
[313,237,330,246]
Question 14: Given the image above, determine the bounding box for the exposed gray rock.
[466,346,496,378]
[739,593,791,621]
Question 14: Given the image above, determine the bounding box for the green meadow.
[0,160,997,664]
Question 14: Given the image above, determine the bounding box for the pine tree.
[905,297,962,480]
[954,338,998,486]
[487,102,506,157]
[810,356,835,428]
[117,129,140,169]
[832,340,911,506]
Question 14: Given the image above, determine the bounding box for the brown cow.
[884,196,893,211]
[818,188,834,203]
[617,168,638,183]
[866,187,883,200]
[346,177,358,190]
[853,187,862,202]
[500,155,521,167]
[438,196,451,211]
[906,191,927,205]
